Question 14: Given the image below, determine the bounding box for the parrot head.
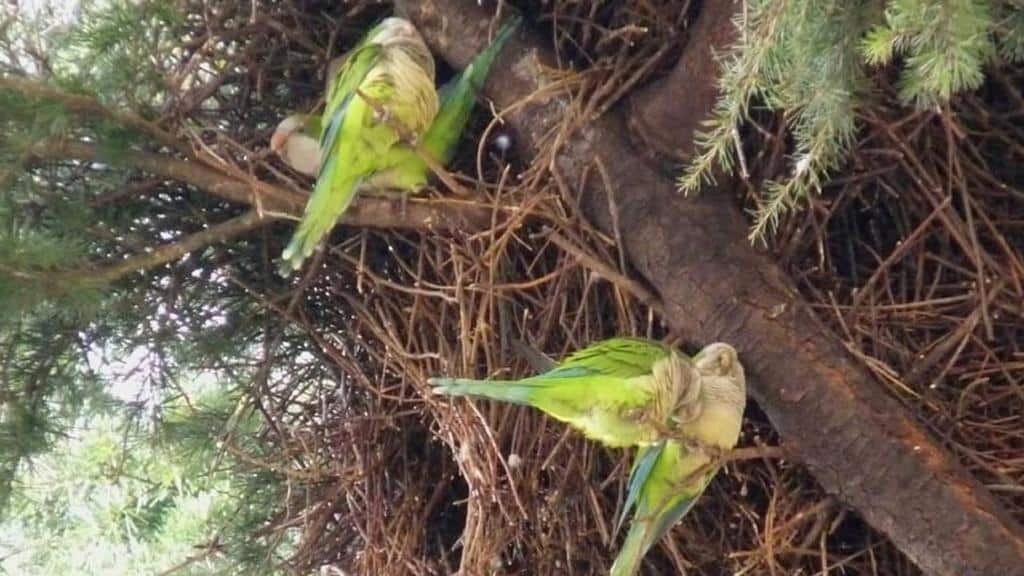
[368,17,434,77]
[372,17,424,46]
[270,114,321,177]
[694,342,746,404]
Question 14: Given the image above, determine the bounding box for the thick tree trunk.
[625,0,738,167]
[396,2,1024,575]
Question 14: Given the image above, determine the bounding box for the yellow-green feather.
[372,16,520,192]
[279,21,437,275]
[429,338,674,447]
[611,440,711,576]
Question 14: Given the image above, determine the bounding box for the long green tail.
[609,523,647,576]
[428,377,534,405]
[278,155,358,275]
[422,14,520,164]
[610,495,701,576]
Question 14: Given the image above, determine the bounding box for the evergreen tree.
[1,1,327,572]
[1,0,1020,573]
[679,0,1024,239]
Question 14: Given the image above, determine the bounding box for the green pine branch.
[680,0,1022,241]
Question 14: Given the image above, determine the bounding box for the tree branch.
[397,3,1024,575]
[4,77,513,233]
[70,210,269,286]
[27,140,502,232]
[0,76,188,155]
[625,0,738,166]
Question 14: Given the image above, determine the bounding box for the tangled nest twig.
[154,1,1024,574]
[775,74,1024,523]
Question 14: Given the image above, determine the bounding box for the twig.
[546,229,664,314]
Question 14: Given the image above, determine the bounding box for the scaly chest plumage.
[680,403,743,450]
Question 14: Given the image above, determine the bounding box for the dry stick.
[850,195,952,311]
[594,156,629,275]
[0,210,267,293]
[69,209,271,286]
[9,81,508,231]
[545,229,664,315]
[942,105,994,340]
[28,139,499,231]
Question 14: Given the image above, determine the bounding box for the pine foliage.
[2,393,289,575]
[679,0,1024,240]
[1,1,303,571]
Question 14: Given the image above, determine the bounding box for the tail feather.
[278,157,358,276]
[458,14,520,95]
[425,15,521,165]
[615,442,663,537]
[609,524,647,576]
[278,216,328,276]
[428,377,534,405]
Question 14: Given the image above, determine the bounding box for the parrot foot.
[366,190,410,217]
[373,106,393,125]
[676,434,726,459]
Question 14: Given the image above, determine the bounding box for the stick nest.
[177,1,1023,574]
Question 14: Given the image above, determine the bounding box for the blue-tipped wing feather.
[429,377,535,405]
[616,441,664,537]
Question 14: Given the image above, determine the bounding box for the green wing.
[374,16,520,191]
[278,42,383,275]
[505,338,671,445]
[323,20,388,103]
[319,42,381,168]
[637,441,704,544]
[549,337,671,379]
[430,337,671,447]
[616,442,664,536]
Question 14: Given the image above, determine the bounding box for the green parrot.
[374,14,520,190]
[278,17,439,275]
[610,343,747,576]
[270,16,519,185]
[429,338,705,448]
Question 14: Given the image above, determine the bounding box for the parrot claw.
[373,106,393,124]
[687,439,726,460]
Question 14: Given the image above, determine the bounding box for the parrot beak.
[271,114,307,155]
[270,131,288,153]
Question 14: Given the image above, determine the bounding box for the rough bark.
[396,2,1024,575]
[625,0,738,167]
